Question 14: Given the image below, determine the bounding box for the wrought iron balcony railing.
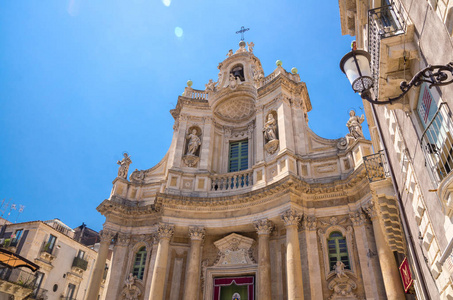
[0,267,37,289]
[363,151,390,182]
[421,102,453,184]
[72,256,88,271]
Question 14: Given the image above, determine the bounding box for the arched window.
[327,232,350,271]
[230,64,245,81]
[132,247,147,280]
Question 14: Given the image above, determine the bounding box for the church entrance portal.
[213,276,254,300]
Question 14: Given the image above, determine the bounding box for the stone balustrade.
[210,169,253,191]
[187,89,209,100]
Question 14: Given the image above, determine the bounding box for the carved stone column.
[183,226,205,300]
[86,230,115,300]
[149,223,174,300]
[254,219,273,299]
[349,211,384,299]
[105,233,131,299]
[281,210,304,300]
[304,216,323,300]
[363,202,405,300]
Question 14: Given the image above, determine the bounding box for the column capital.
[281,209,302,227]
[362,201,379,220]
[100,229,116,243]
[254,219,274,235]
[188,226,205,241]
[349,210,367,226]
[304,216,317,231]
[157,223,174,240]
[116,233,132,246]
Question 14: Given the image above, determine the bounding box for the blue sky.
[0,1,365,232]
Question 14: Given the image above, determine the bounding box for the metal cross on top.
[236,26,250,41]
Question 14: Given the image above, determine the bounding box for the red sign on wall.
[399,257,413,293]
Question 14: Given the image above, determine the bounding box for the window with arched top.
[132,247,147,280]
[327,231,350,271]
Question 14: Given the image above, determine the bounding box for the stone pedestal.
[364,202,405,300]
[254,219,273,299]
[86,230,115,300]
[281,210,304,300]
[148,223,174,300]
[183,226,205,300]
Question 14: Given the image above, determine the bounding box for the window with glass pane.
[132,247,147,280]
[229,140,248,172]
[45,235,57,254]
[328,232,350,271]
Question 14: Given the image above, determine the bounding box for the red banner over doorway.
[213,276,254,300]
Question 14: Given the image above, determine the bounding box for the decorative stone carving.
[100,230,116,243]
[227,49,233,57]
[157,223,174,240]
[182,155,200,167]
[188,226,205,241]
[117,153,132,179]
[213,233,255,266]
[253,219,273,235]
[336,137,348,150]
[281,209,302,227]
[205,79,216,92]
[215,98,255,121]
[304,216,317,231]
[363,201,378,219]
[346,110,365,141]
[130,169,146,182]
[327,268,358,300]
[186,129,201,156]
[349,211,366,226]
[122,273,141,300]
[263,112,279,154]
[125,273,135,290]
[117,233,131,247]
[228,73,241,89]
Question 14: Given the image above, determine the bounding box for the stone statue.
[334,261,347,278]
[263,113,278,142]
[227,49,233,57]
[117,153,132,179]
[205,79,216,91]
[229,73,241,89]
[346,110,365,139]
[186,129,201,156]
[247,42,254,53]
[125,273,135,290]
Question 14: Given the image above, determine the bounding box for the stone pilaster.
[255,106,265,162]
[349,210,384,299]
[363,202,405,300]
[304,216,323,300]
[105,233,131,300]
[86,229,115,300]
[254,219,273,299]
[281,210,304,300]
[183,226,205,300]
[149,223,174,300]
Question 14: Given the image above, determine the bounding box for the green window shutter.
[229,140,248,172]
[327,232,350,271]
[132,247,147,280]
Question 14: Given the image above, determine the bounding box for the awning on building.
[0,248,39,272]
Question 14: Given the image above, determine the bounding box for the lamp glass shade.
[340,50,373,93]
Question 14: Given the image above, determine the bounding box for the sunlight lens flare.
[175,27,183,38]
[162,0,171,7]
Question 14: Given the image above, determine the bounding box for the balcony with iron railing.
[71,256,88,273]
[421,102,453,215]
[363,150,390,183]
[0,267,36,298]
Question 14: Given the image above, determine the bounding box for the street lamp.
[340,49,453,105]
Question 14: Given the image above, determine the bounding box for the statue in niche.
[229,73,241,89]
[205,79,216,92]
[186,129,201,156]
[263,113,278,142]
[125,273,135,290]
[263,112,279,155]
[346,110,365,139]
[117,153,132,179]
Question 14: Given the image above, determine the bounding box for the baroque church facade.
[86,41,409,300]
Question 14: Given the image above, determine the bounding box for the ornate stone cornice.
[349,211,366,226]
[304,216,317,231]
[253,219,274,235]
[100,229,116,243]
[97,197,161,216]
[281,209,302,227]
[157,223,174,240]
[188,226,205,241]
